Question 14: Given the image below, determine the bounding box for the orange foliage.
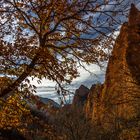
[0,94,32,133]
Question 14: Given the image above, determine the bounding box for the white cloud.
[30,63,106,103]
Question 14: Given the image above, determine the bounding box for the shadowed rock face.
[126,4,140,85]
[85,84,102,121]
[73,85,89,106]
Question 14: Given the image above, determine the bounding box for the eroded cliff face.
[126,4,140,85]
[85,4,140,139]
[73,85,90,106]
[101,10,140,118]
[85,84,102,122]
[102,3,140,121]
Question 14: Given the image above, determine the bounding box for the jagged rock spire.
[127,4,140,84]
[85,4,140,138]
[73,85,89,106]
[129,4,140,25]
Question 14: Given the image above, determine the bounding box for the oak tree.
[0,0,130,98]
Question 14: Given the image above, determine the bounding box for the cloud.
[30,63,106,103]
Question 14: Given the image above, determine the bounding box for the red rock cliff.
[85,4,140,139]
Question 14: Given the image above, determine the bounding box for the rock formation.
[101,3,140,122]
[85,84,102,121]
[73,85,89,106]
[85,4,140,139]
[126,4,140,85]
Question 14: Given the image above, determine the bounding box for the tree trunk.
[0,55,38,98]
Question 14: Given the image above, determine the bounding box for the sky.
[31,63,106,103]
[31,1,140,103]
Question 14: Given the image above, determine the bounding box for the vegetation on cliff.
[0,1,140,140]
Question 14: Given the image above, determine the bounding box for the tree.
[0,0,130,98]
[0,93,33,139]
[55,105,93,140]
